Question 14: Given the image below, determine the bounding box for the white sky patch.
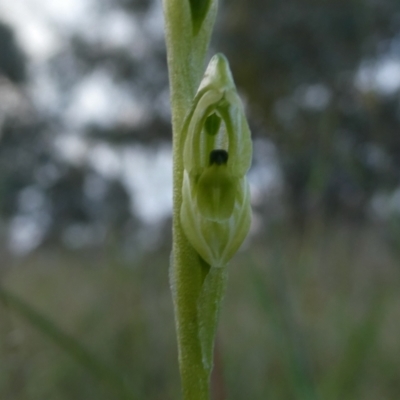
[99,11,137,49]
[0,0,94,60]
[88,143,122,179]
[8,214,48,255]
[25,0,92,28]
[18,20,59,60]
[80,10,145,54]
[0,0,94,30]
[53,134,89,165]
[145,0,165,41]
[356,58,400,95]
[8,185,51,255]
[65,70,147,128]
[0,0,59,60]
[248,139,283,206]
[66,71,118,127]
[29,65,61,113]
[121,144,173,224]
[0,0,147,62]
[375,60,400,94]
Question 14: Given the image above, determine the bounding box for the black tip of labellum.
[210,149,228,166]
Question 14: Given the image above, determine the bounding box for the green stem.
[162,0,218,398]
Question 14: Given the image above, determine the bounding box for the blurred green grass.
[1,219,400,399]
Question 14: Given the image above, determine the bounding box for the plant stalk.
[162,0,218,398]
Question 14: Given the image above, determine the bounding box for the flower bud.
[180,54,252,267]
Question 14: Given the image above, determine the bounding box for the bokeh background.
[1,0,400,399]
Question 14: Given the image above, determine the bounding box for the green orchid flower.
[180,53,252,267]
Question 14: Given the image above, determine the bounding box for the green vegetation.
[2,0,400,398]
[1,220,400,399]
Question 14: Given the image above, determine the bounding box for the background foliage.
[1,0,400,398]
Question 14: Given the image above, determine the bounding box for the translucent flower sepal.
[180,53,252,267]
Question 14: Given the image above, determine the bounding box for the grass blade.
[0,286,137,400]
